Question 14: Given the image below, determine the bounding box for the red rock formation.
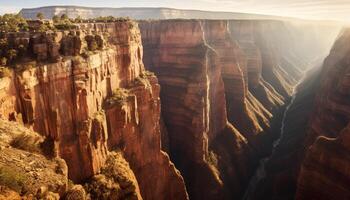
[140,20,252,199]
[202,20,274,156]
[139,19,335,199]
[0,20,188,200]
[105,73,188,200]
[295,28,350,199]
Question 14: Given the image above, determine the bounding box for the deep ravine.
[241,65,311,200]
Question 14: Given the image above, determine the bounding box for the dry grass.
[0,166,27,193]
[10,133,43,153]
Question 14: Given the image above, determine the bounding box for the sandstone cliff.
[0,20,188,200]
[140,19,254,199]
[0,119,143,200]
[0,16,341,200]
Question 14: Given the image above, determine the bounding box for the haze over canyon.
[0,3,349,200]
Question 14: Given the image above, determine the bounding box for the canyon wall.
[0,16,342,200]
[140,20,253,199]
[139,19,321,199]
[295,28,350,199]
[0,20,188,200]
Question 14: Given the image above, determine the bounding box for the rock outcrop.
[0,20,188,200]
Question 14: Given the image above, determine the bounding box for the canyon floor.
[0,8,349,200]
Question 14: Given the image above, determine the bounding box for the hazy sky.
[0,0,349,22]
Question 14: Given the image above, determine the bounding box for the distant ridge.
[19,6,295,20]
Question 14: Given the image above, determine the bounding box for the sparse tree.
[52,15,59,23]
[36,12,44,20]
[60,14,69,21]
[0,14,28,32]
[74,15,82,23]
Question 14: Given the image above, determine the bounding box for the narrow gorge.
[0,7,349,200]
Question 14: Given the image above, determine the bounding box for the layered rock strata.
[0,20,188,200]
[139,18,339,199]
[139,19,309,199]
[140,20,255,199]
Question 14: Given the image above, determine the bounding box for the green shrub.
[105,88,130,106]
[6,49,17,63]
[52,15,60,23]
[54,23,76,30]
[0,14,28,32]
[37,24,51,32]
[36,12,44,20]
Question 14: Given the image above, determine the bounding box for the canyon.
[0,6,349,200]
[138,19,340,199]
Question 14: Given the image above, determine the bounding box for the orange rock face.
[0,21,188,200]
[0,17,341,200]
[0,74,17,121]
[139,19,339,199]
[140,20,254,199]
[105,74,188,200]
